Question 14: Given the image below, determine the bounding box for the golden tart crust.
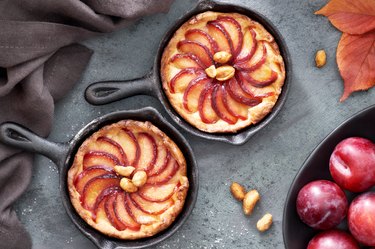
[68,120,189,240]
[161,11,286,133]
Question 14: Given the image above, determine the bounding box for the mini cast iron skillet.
[85,0,291,145]
[0,107,198,249]
[283,104,375,249]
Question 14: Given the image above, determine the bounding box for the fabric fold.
[0,1,174,248]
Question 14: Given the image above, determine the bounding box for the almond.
[114,165,135,177]
[243,190,260,216]
[205,65,217,78]
[216,65,235,81]
[256,213,273,232]
[230,182,246,201]
[315,49,327,68]
[120,178,138,193]
[213,51,232,64]
[132,171,147,187]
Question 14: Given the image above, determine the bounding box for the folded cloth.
[0,1,174,248]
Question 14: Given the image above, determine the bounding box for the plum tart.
[67,120,189,240]
[161,11,286,133]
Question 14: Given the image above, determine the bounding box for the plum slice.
[198,84,219,124]
[185,29,218,54]
[115,128,140,166]
[170,53,205,69]
[235,42,267,72]
[211,84,238,124]
[217,16,243,56]
[125,193,157,225]
[147,157,179,185]
[227,77,262,107]
[236,73,274,98]
[148,147,170,177]
[241,68,278,88]
[94,136,127,165]
[222,84,248,120]
[83,151,120,169]
[94,195,109,222]
[114,192,141,231]
[130,193,174,215]
[234,28,257,64]
[93,186,121,220]
[105,194,127,231]
[183,76,211,113]
[177,40,213,67]
[169,68,204,93]
[138,182,178,202]
[74,165,115,194]
[136,132,157,172]
[81,174,120,210]
[207,21,233,54]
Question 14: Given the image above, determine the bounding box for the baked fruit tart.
[161,11,286,133]
[67,120,189,240]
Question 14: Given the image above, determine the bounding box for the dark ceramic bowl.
[0,107,198,249]
[283,104,375,249]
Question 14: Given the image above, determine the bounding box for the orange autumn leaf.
[316,0,375,35]
[337,32,375,101]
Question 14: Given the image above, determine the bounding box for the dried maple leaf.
[315,0,375,35]
[337,32,375,101]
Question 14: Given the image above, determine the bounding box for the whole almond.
[120,178,138,193]
[205,65,217,78]
[315,50,326,68]
[216,65,235,81]
[114,165,135,177]
[132,171,147,187]
[213,51,232,64]
[230,182,246,201]
[257,213,273,232]
[243,190,260,216]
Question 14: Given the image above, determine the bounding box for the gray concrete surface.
[14,0,375,248]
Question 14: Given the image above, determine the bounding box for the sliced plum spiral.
[68,120,189,240]
[161,11,285,133]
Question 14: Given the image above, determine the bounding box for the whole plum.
[307,229,359,249]
[296,180,348,230]
[330,137,375,192]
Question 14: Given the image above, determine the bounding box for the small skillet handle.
[85,70,157,105]
[0,122,68,165]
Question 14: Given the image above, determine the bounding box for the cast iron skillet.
[0,107,198,249]
[283,104,375,249]
[85,0,291,145]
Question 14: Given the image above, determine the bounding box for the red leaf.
[337,32,375,101]
[315,0,375,35]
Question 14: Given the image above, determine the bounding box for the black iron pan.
[0,107,198,249]
[85,0,291,145]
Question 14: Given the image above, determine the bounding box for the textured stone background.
[14,0,375,248]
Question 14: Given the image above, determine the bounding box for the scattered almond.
[205,65,217,78]
[132,171,147,187]
[216,65,235,81]
[315,49,327,68]
[230,182,246,201]
[256,213,273,232]
[213,51,232,64]
[243,190,260,216]
[120,178,138,193]
[114,165,135,177]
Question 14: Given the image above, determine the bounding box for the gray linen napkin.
[0,1,173,248]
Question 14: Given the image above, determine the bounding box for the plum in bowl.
[283,105,375,249]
